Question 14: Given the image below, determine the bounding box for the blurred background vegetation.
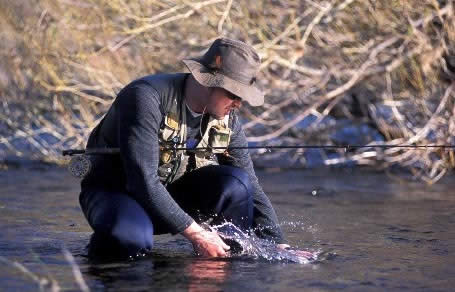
[0,0,454,183]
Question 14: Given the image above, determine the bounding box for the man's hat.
[183,37,264,107]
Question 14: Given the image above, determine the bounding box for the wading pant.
[79,165,254,258]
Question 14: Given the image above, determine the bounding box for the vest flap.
[165,112,179,130]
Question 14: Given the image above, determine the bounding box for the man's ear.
[207,87,215,94]
[205,87,216,100]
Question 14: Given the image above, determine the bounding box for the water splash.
[209,222,319,264]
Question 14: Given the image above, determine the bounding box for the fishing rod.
[63,144,455,178]
[62,144,455,156]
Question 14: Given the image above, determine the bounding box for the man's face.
[206,88,242,119]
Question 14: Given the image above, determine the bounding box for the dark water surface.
[1,167,454,291]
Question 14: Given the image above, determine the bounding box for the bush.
[1,0,454,183]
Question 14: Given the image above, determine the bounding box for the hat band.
[208,65,256,85]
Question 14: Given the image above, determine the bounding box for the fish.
[207,221,318,263]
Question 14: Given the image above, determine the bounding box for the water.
[1,166,455,291]
[207,222,317,264]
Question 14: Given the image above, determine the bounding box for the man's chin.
[210,113,227,120]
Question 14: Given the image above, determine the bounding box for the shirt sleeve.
[219,111,287,244]
[115,82,194,234]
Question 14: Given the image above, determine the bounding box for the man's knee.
[214,167,254,228]
[109,210,154,252]
[83,191,154,256]
[220,167,253,203]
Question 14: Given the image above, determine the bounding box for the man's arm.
[116,82,194,233]
[116,83,229,256]
[220,112,287,244]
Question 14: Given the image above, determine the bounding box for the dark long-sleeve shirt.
[81,73,285,243]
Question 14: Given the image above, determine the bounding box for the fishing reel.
[63,148,118,179]
[68,155,91,178]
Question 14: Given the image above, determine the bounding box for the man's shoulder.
[118,73,188,112]
[133,73,188,93]
[228,110,244,129]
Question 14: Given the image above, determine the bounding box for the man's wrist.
[182,221,205,241]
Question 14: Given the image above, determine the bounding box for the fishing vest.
[158,97,232,185]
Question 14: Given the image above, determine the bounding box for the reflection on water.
[1,167,455,291]
[186,259,230,292]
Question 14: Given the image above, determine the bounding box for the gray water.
[1,166,455,291]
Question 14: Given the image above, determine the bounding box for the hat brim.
[182,59,264,107]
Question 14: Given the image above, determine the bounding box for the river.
[1,166,454,291]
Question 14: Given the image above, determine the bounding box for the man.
[79,37,291,258]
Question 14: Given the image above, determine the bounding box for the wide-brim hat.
[182,37,264,107]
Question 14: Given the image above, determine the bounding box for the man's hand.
[182,222,230,257]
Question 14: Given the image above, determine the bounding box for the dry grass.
[0,0,454,183]
[0,248,89,291]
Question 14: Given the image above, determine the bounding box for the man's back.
[81,73,188,190]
